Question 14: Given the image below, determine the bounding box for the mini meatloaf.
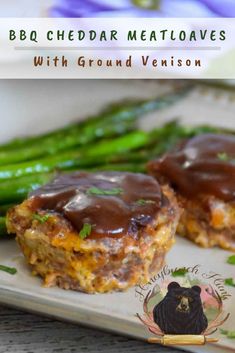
[7,171,180,294]
[148,133,235,251]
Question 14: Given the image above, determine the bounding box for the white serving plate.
[0,80,235,353]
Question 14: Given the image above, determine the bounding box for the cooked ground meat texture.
[7,171,180,293]
[148,133,235,251]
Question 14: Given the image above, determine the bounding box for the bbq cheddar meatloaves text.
[7,171,180,293]
[148,134,235,251]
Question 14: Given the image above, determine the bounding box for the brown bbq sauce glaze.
[30,172,165,239]
[148,134,235,202]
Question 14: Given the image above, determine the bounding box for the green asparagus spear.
[0,152,150,205]
[0,217,6,236]
[90,163,146,173]
[0,131,149,181]
[0,122,225,203]
[0,88,189,154]
[148,121,222,156]
[0,163,145,209]
[0,119,134,165]
[0,173,53,204]
[0,121,223,207]
[0,203,15,216]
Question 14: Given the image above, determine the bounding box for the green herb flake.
[220,329,227,335]
[224,278,235,287]
[227,255,235,265]
[220,329,235,339]
[33,213,51,224]
[227,331,235,339]
[0,265,17,275]
[87,187,123,196]
[217,152,229,161]
[79,223,92,239]
[136,199,156,206]
[171,268,188,277]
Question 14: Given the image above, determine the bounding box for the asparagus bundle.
[2,87,222,237]
[0,120,198,204]
[0,122,218,211]
[0,131,149,180]
[0,88,188,165]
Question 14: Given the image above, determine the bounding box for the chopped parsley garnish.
[227,255,235,265]
[224,278,235,287]
[217,152,229,161]
[171,268,188,277]
[0,265,17,275]
[33,213,50,224]
[136,199,155,206]
[79,223,92,239]
[220,329,235,339]
[87,187,123,196]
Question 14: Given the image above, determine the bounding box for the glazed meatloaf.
[148,133,235,251]
[7,171,180,293]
